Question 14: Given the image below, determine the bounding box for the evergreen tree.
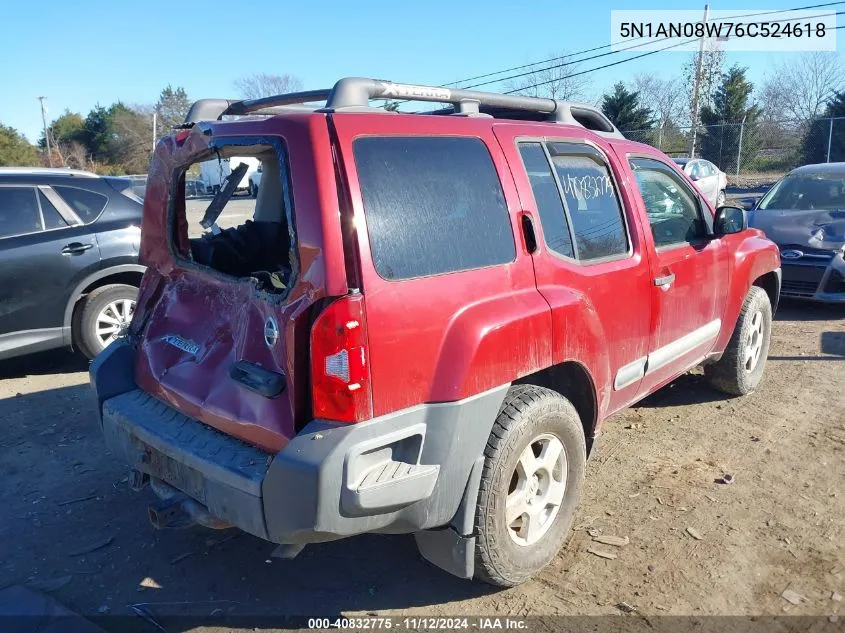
[699,65,761,172]
[0,124,39,166]
[601,83,655,132]
[155,85,191,140]
[802,90,845,164]
[39,110,85,149]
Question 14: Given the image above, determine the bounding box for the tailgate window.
[172,138,296,295]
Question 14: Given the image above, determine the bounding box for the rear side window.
[54,186,107,223]
[518,143,574,258]
[0,187,41,238]
[38,191,68,230]
[354,137,515,280]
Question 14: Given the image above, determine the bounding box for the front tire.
[474,385,586,587]
[704,286,772,396]
[74,284,138,360]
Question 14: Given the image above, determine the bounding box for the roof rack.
[183,77,623,138]
[0,167,98,178]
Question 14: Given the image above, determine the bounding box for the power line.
[444,1,845,90]
[495,10,844,96]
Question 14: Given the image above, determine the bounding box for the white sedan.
[673,158,728,208]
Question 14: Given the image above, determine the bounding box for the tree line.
[2,59,844,172]
[506,50,845,170]
[0,74,302,173]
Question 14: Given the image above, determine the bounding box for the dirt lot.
[0,301,843,631]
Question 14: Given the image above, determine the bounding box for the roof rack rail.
[0,167,98,178]
[183,77,623,137]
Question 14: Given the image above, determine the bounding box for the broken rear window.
[172,139,295,294]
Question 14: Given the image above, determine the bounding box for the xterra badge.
[162,335,200,356]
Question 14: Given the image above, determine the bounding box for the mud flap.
[414,529,475,580]
[414,455,484,579]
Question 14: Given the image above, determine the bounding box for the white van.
[199,157,259,194]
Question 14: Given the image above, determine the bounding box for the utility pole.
[152,108,158,153]
[38,96,52,167]
[688,4,710,158]
[827,117,834,163]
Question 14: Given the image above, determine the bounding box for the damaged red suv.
[91,78,781,586]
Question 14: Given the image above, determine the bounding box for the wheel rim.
[718,191,726,205]
[95,299,135,348]
[743,310,765,372]
[506,433,567,547]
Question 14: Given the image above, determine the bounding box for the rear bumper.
[91,340,506,546]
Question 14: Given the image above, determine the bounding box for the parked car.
[91,78,781,587]
[673,157,728,207]
[0,168,144,361]
[248,164,262,197]
[124,174,148,200]
[185,179,206,198]
[748,162,845,302]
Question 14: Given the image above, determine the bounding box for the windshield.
[758,173,845,211]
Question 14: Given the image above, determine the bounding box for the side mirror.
[714,206,747,236]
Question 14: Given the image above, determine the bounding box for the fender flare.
[63,264,146,344]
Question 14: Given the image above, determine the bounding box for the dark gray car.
[0,168,145,361]
[748,163,845,302]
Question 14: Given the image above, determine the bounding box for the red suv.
[91,78,781,586]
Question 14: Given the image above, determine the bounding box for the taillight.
[310,294,372,423]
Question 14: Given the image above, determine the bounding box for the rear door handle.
[61,242,94,256]
[654,273,675,287]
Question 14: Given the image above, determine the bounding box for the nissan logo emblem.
[264,316,279,348]
[780,249,804,260]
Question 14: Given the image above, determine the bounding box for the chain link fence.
[622,117,845,186]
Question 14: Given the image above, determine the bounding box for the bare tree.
[760,52,845,125]
[682,42,725,127]
[63,141,88,170]
[503,53,590,102]
[233,73,304,100]
[630,74,685,128]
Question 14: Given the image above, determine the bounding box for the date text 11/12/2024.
[307,617,528,630]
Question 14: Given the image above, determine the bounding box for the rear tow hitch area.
[146,478,232,530]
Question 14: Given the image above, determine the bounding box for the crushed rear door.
[130,118,345,452]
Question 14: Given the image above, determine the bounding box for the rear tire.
[474,385,586,587]
[74,284,138,360]
[704,286,772,396]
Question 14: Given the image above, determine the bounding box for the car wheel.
[75,284,138,360]
[717,189,726,207]
[474,385,586,587]
[704,286,772,396]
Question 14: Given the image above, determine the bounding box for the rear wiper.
[199,162,250,230]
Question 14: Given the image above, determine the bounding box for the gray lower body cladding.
[91,340,507,546]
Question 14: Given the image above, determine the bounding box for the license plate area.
[140,442,207,504]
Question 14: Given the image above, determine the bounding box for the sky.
[1,0,842,142]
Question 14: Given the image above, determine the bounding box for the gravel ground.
[0,301,842,632]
